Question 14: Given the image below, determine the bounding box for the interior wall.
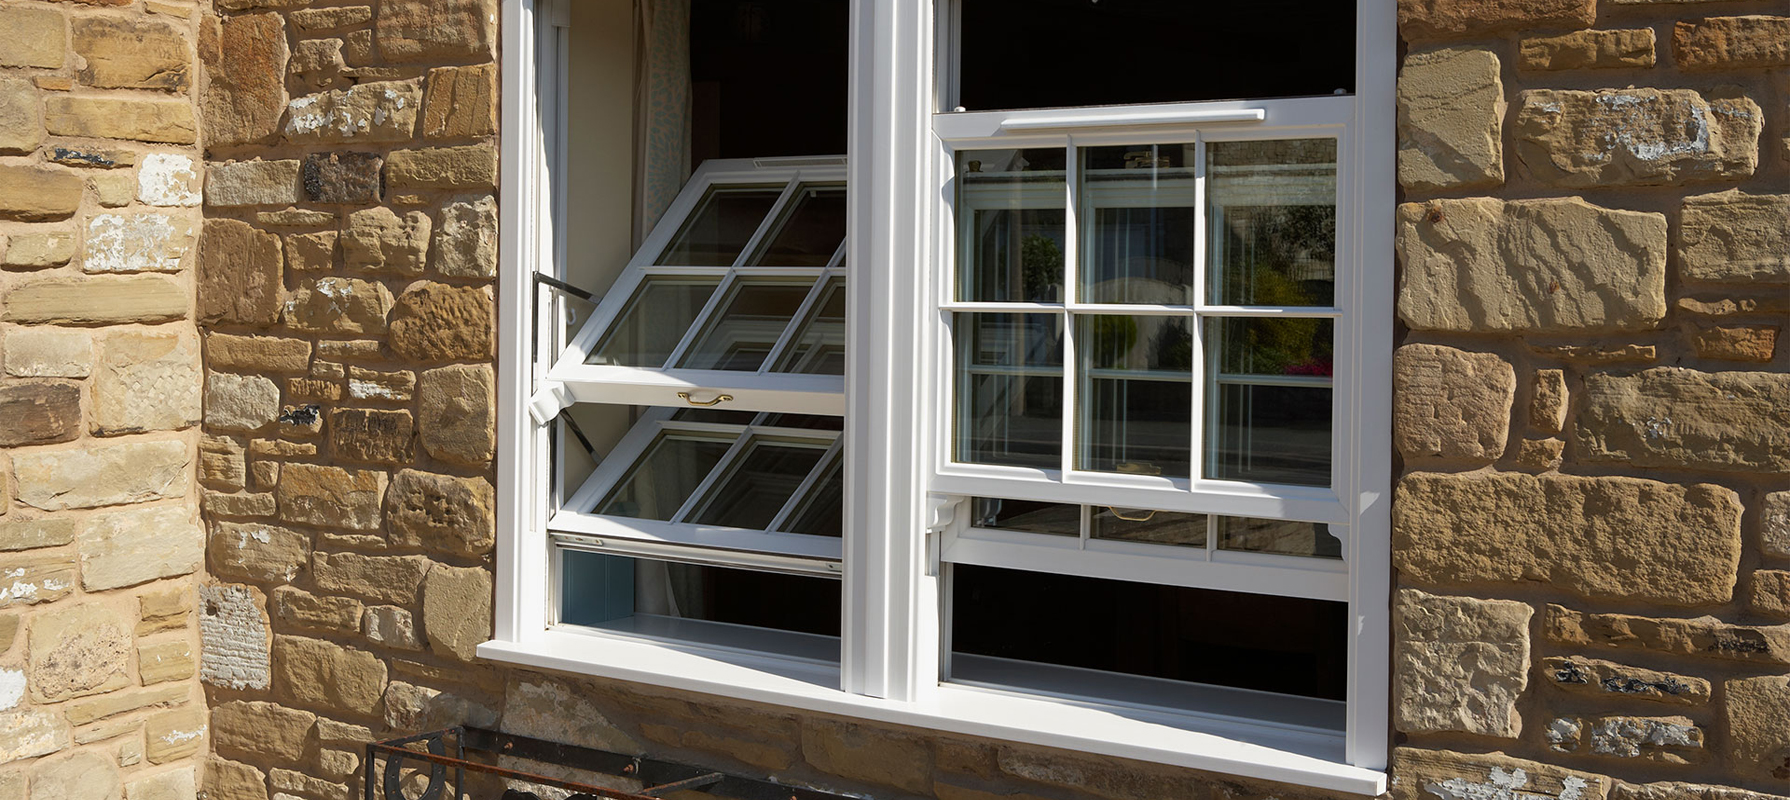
[566,0,637,298]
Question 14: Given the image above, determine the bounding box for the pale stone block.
[137,153,202,207]
[1397,46,1503,191]
[1394,589,1532,737]
[4,328,92,377]
[1,276,187,325]
[205,372,281,433]
[29,602,131,702]
[1579,368,1790,473]
[27,750,117,800]
[283,80,422,143]
[1,230,77,269]
[1679,191,1790,283]
[272,635,387,713]
[80,504,204,591]
[1513,88,1760,187]
[1393,344,1513,462]
[11,439,190,511]
[422,564,490,661]
[138,639,195,686]
[199,584,270,691]
[94,330,202,434]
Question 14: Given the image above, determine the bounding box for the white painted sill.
[477,632,1387,796]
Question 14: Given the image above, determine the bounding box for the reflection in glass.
[773,278,845,375]
[689,438,829,530]
[969,497,1078,537]
[1090,507,1207,548]
[1208,383,1332,487]
[1077,315,1191,478]
[955,313,1063,469]
[753,184,847,266]
[669,408,756,425]
[1218,517,1342,559]
[561,550,841,640]
[1208,139,1337,307]
[957,149,1066,303]
[676,280,812,371]
[596,433,733,519]
[756,413,844,431]
[1081,145,1197,304]
[590,278,722,367]
[1210,318,1334,378]
[656,185,784,266]
[781,457,842,537]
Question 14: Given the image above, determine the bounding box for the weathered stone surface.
[12,439,189,511]
[212,700,315,761]
[94,331,202,434]
[313,552,430,605]
[204,758,268,800]
[344,207,430,274]
[422,64,498,138]
[28,750,118,800]
[285,80,422,143]
[84,212,194,273]
[284,230,338,273]
[44,96,197,144]
[0,6,65,69]
[272,586,361,633]
[1548,604,1790,665]
[48,146,135,169]
[1393,344,1512,462]
[293,5,373,30]
[123,768,194,800]
[1394,590,1530,738]
[346,367,413,401]
[1674,16,1790,70]
[1613,782,1790,800]
[417,364,495,464]
[206,372,280,433]
[207,334,311,374]
[385,144,498,191]
[0,165,83,222]
[206,160,302,207]
[390,283,493,361]
[199,583,270,691]
[81,504,203,590]
[431,196,497,278]
[386,470,495,557]
[1752,571,1790,620]
[1530,369,1568,435]
[804,716,933,795]
[273,635,387,712]
[1,230,77,269]
[288,37,348,93]
[1520,29,1657,70]
[3,276,187,324]
[91,170,134,208]
[1,517,78,552]
[0,381,81,446]
[29,602,131,701]
[198,219,283,326]
[303,152,382,204]
[329,407,415,464]
[72,15,191,91]
[1679,191,1790,283]
[0,78,44,156]
[1579,368,1790,473]
[277,463,386,530]
[1690,324,1777,362]
[1514,89,1761,187]
[282,277,394,334]
[377,0,498,62]
[500,674,640,753]
[3,329,89,378]
[1550,715,1704,763]
[0,710,65,765]
[1397,198,1668,333]
[199,435,246,492]
[1543,656,1710,705]
[138,586,192,635]
[421,564,491,662]
[210,521,310,584]
[1765,492,1790,560]
[1726,675,1790,780]
[138,639,195,686]
[1398,0,1596,40]
[1397,47,1503,191]
[202,12,288,146]
[1394,472,1741,605]
[144,706,206,763]
[136,153,202,207]
[0,554,76,608]
[364,605,421,650]
[1388,748,1609,800]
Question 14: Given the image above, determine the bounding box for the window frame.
[491,0,1395,792]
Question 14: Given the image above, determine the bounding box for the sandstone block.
[0,78,43,156]
[93,330,202,434]
[206,160,302,207]
[138,639,195,686]
[45,95,196,144]
[1547,604,1790,665]
[1751,571,1790,620]
[143,706,205,763]
[302,152,382,204]
[346,367,414,401]
[431,196,497,278]
[3,275,187,324]
[29,602,131,701]
[0,712,73,764]
[1394,589,1531,737]
[1679,191,1790,283]
[344,207,430,273]
[1513,88,1760,187]
[0,6,65,69]
[1387,748,1608,800]
[210,521,310,583]
[206,372,281,432]
[72,15,190,91]
[207,334,312,374]
[313,552,430,605]
[202,12,288,146]
[377,0,497,62]
[806,716,934,795]
[260,207,336,227]
[199,435,246,491]
[211,700,315,761]
[1397,198,1667,333]
[81,504,203,590]
[3,329,89,378]
[1542,656,1710,705]
[1674,16,1790,70]
[1549,715,1703,763]
[1578,368,1790,473]
[136,153,202,206]
[1690,324,1777,361]
[204,758,267,800]
[500,674,640,754]
[1397,0,1595,40]
[423,64,498,138]
[272,586,361,633]
[0,381,81,446]
[28,750,118,800]
[139,586,192,635]
[364,605,421,650]
[386,144,498,191]
[1608,784,1787,800]
[293,6,373,30]
[284,230,338,272]
[278,464,386,530]
[422,564,491,661]
[0,165,83,222]
[1,230,77,269]
[284,79,422,144]
[1393,344,1512,462]
[198,219,283,326]
[387,470,495,557]
[84,212,195,273]
[204,491,277,519]
[49,147,134,169]
[282,277,394,334]
[1397,46,1503,191]
[1,517,78,552]
[417,364,495,464]
[1726,675,1790,780]
[198,583,270,691]
[1521,29,1657,70]
[0,554,76,608]
[12,439,189,510]
[329,407,415,464]
[91,170,134,208]
[287,37,348,93]
[123,768,194,800]
[1530,369,1568,434]
[273,635,387,713]
[1765,492,1790,559]
[1394,472,1741,605]
[390,283,493,361]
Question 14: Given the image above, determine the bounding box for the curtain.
[632,0,693,248]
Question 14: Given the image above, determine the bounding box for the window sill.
[477,631,1387,796]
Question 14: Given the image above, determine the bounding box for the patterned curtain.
[632,0,692,248]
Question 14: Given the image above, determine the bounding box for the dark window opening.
[691,0,850,161]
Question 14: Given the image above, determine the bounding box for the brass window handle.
[1105,507,1156,522]
[677,392,734,407]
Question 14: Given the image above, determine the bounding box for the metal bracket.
[528,382,575,426]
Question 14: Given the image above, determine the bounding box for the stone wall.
[1390,0,1790,797]
[0,0,210,798]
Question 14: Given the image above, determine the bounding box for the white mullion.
[733,178,806,269]
[1078,504,1091,551]
[669,429,758,523]
[1194,305,1343,318]
[760,273,834,374]
[827,239,850,269]
[662,271,740,368]
[1211,374,1335,390]
[940,301,1064,313]
[1191,135,1211,487]
[767,438,847,532]
[561,409,683,515]
[1059,137,1080,477]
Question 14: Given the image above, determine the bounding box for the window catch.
[926,493,962,533]
[676,391,734,407]
[527,382,574,426]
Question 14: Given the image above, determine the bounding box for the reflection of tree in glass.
[1088,316,1138,369]
[1228,314,1332,377]
[1223,205,1336,306]
[1155,320,1192,371]
[1020,235,1061,302]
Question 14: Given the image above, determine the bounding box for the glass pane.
[781,456,842,537]
[1208,383,1332,487]
[752,184,846,266]
[562,551,841,641]
[1218,517,1342,559]
[589,278,721,367]
[1210,317,1334,378]
[1081,145,1197,305]
[772,277,845,375]
[675,280,813,371]
[1090,507,1207,548]
[595,432,733,519]
[669,408,756,425]
[1208,139,1337,307]
[969,497,1078,537]
[957,149,1066,303]
[656,185,784,266]
[1077,315,1191,478]
[689,438,830,530]
[955,313,1063,469]
[756,413,844,431]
